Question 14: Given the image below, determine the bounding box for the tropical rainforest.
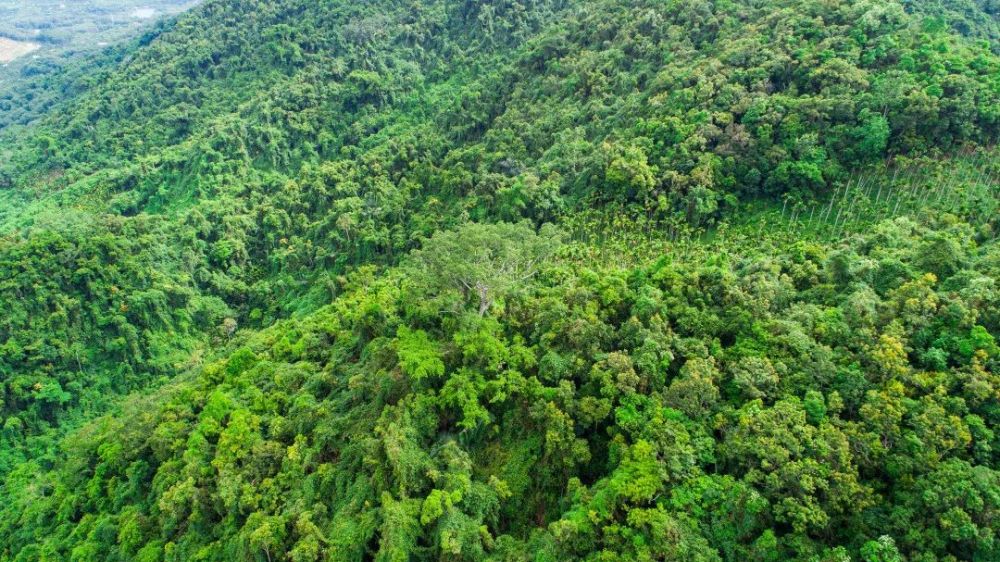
[0,0,998,560]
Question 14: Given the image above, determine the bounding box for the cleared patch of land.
[0,36,39,62]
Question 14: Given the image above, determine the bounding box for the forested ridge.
[0,0,998,560]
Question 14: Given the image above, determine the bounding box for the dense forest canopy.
[902,0,1000,50]
[0,0,998,560]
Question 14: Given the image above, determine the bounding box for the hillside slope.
[0,0,202,129]
[0,0,998,560]
[1,0,997,438]
[903,0,1000,50]
[3,212,999,561]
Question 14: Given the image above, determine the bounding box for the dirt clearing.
[0,37,39,63]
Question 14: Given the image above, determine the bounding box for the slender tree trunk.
[477,284,491,317]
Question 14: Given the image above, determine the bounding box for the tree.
[407,222,563,316]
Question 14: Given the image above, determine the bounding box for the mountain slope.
[3,214,999,561]
[903,0,1000,51]
[1,0,997,440]
[0,0,998,560]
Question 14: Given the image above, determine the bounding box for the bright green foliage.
[1,214,997,561]
[396,326,445,382]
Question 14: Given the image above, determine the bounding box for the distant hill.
[0,0,201,127]
[0,0,200,49]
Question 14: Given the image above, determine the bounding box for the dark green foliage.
[0,214,229,465]
[902,0,1000,52]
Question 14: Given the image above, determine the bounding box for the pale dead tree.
[222,317,238,338]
